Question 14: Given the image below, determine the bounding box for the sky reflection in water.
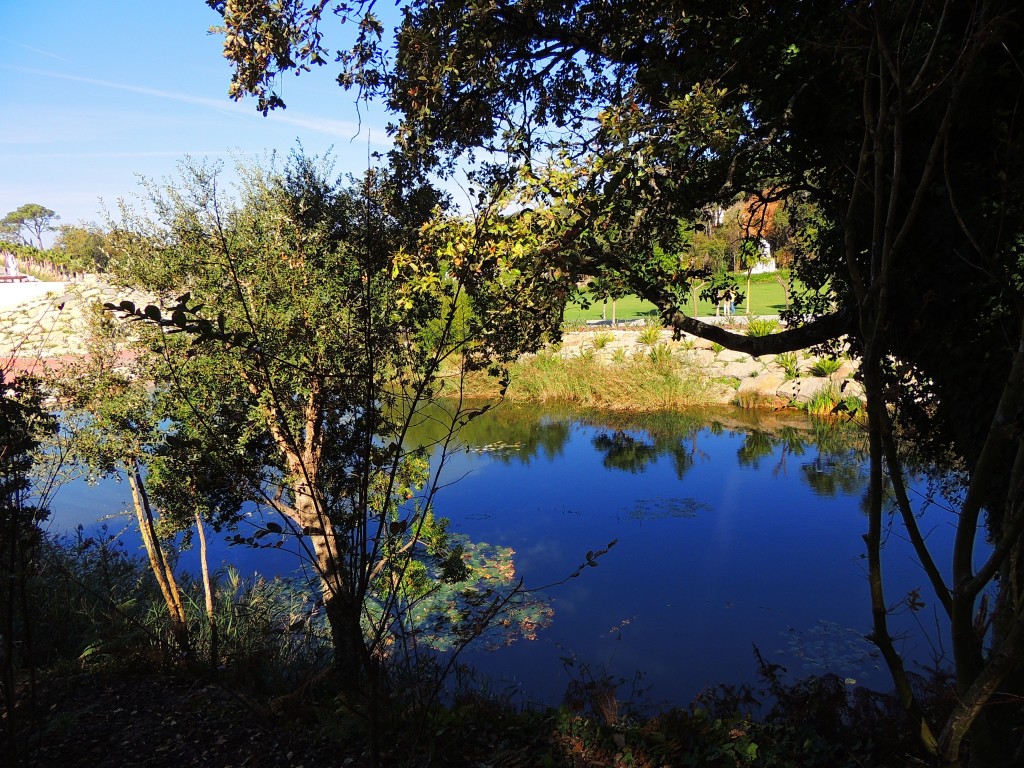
[47,405,958,709]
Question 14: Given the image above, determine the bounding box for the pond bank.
[458,324,864,414]
[0,280,863,415]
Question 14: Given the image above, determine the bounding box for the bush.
[637,322,663,346]
[591,330,614,349]
[775,352,799,379]
[746,317,780,337]
[810,357,844,377]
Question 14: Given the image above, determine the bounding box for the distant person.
[4,250,18,276]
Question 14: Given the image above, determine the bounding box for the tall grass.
[804,383,843,415]
[460,353,716,410]
[29,529,330,690]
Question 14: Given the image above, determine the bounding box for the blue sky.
[0,1,396,238]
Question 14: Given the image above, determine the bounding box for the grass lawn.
[564,272,799,324]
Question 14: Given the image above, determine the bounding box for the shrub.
[775,352,799,380]
[591,330,614,349]
[648,343,674,367]
[810,357,844,377]
[746,317,780,337]
[711,342,724,355]
[637,322,663,346]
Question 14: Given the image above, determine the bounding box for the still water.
[47,404,956,708]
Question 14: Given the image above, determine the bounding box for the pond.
[45,404,957,709]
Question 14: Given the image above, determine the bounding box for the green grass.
[460,353,716,410]
[565,271,800,324]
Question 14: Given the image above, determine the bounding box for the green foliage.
[746,317,780,337]
[53,224,109,272]
[809,357,844,377]
[590,330,614,350]
[637,322,663,346]
[775,352,800,380]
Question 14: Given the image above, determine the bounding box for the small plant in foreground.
[648,343,674,367]
[611,348,627,365]
[810,357,844,377]
[805,383,842,415]
[746,317,780,337]
[637,323,663,346]
[711,342,724,355]
[591,330,614,349]
[775,352,799,380]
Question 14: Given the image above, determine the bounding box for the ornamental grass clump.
[637,322,664,346]
[745,317,780,337]
[591,330,614,350]
[810,357,844,377]
[775,352,799,380]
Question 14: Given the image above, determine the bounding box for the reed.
[459,353,716,410]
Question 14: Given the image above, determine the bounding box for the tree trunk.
[127,460,190,658]
[195,512,217,670]
[294,497,363,693]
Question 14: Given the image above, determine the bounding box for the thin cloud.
[10,66,242,114]
[0,38,75,65]
[0,150,230,160]
[8,66,390,145]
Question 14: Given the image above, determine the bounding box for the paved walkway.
[0,279,68,310]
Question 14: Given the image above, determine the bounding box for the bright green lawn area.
[564,272,800,324]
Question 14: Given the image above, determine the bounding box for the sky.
[0,1,399,240]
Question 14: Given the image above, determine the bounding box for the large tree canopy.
[207,2,1024,765]
[1,204,59,249]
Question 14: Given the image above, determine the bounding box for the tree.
[51,305,238,660]
[102,151,558,740]
[209,2,1024,765]
[0,372,56,763]
[2,205,59,249]
[53,224,110,273]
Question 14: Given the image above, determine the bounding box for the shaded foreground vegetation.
[4,526,955,768]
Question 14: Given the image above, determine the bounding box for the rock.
[777,376,837,404]
[719,360,763,380]
[736,371,790,408]
[840,379,866,401]
[737,370,788,397]
[717,349,753,364]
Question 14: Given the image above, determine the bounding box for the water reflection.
[415,403,936,707]
[52,403,945,708]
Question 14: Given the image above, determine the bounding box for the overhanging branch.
[667,309,854,356]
